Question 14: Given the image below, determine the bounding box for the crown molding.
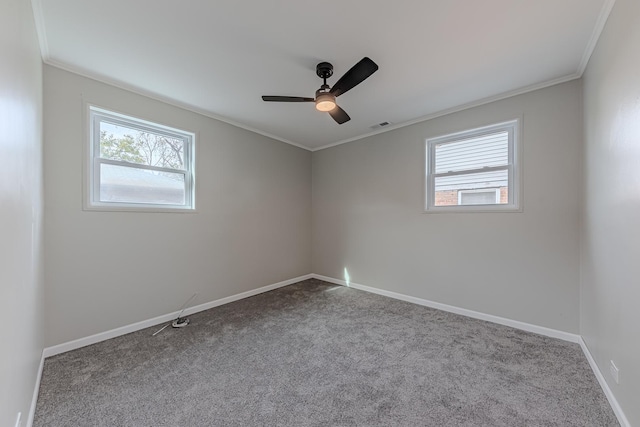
[45,60,310,151]
[31,1,310,151]
[31,0,616,153]
[30,0,49,61]
[314,0,618,152]
[312,73,580,151]
[577,0,617,76]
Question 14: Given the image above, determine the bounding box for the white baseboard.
[33,273,628,427]
[312,274,633,424]
[43,274,313,358]
[579,337,630,427]
[27,351,44,427]
[311,274,581,343]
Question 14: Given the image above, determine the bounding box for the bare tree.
[100,131,184,170]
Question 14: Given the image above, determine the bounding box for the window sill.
[83,204,197,214]
[423,205,522,214]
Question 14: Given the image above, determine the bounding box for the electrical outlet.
[609,360,619,384]
[14,412,22,427]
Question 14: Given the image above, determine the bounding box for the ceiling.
[33,0,613,150]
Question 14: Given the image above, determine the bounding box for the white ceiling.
[33,0,613,150]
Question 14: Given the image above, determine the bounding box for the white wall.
[44,66,311,346]
[582,0,640,424]
[0,0,44,425]
[313,80,582,333]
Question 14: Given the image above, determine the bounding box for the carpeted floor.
[34,279,618,426]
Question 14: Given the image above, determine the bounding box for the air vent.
[370,121,392,130]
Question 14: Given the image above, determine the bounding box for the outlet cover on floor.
[609,360,619,384]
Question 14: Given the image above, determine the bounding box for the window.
[425,120,520,212]
[88,106,195,211]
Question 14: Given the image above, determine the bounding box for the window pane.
[99,163,185,205]
[435,131,508,174]
[99,121,185,170]
[460,190,498,205]
[434,170,508,206]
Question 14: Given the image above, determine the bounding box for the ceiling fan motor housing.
[316,62,333,79]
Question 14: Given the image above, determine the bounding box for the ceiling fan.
[262,57,379,124]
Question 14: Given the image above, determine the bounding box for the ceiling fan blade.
[262,96,314,102]
[330,57,379,97]
[328,105,351,124]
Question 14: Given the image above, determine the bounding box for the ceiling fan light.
[315,93,336,112]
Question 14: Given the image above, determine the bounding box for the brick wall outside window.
[434,187,508,206]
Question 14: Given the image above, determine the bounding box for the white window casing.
[425,119,521,212]
[86,106,195,212]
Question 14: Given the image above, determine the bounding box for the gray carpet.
[34,279,618,426]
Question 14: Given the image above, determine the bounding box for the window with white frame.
[425,120,520,212]
[88,106,195,211]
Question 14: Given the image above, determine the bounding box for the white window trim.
[424,119,522,213]
[85,105,196,212]
[457,188,501,205]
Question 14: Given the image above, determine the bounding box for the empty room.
[2,0,639,426]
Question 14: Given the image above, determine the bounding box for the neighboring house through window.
[87,106,195,211]
[425,119,520,212]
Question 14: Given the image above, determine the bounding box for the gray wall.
[44,66,311,346]
[312,80,583,333]
[582,0,640,424]
[0,0,44,425]
[36,9,640,422]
